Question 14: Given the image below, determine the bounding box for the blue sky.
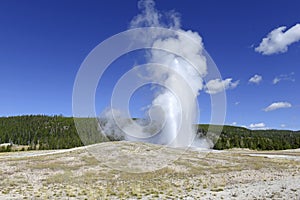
[0,0,299,130]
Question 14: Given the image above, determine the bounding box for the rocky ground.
[0,141,299,199]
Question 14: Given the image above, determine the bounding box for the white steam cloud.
[100,0,214,148]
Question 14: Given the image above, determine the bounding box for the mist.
[99,0,213,148]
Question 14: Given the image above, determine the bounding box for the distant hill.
[198,124,300,150]
[0,115,299,152]
[0,115,83,152]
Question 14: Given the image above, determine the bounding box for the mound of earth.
[0,141,299,199]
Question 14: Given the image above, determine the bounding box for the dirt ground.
[0,141,299,199]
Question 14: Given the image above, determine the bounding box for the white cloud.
[205,78,239,94]
[280,124,286,128]
[255,23,300,55]
[232,122,237,126]
[273,77,280,84]
[273,72,295,84]
[249,123,266,129]
[249,74,262,84]
[264,102,292,112]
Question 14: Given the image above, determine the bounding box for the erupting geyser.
[99,0,211,148]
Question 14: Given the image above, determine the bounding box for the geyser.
[99,0,210,148]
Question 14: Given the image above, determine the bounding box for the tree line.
[0,115,84,152]
[0,115,299,152]
[198,125,300,150]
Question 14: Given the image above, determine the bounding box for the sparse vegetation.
[0,141,296,199]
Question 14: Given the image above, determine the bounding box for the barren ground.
[0,141,299,199]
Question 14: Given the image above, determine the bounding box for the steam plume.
[100,0,211,148]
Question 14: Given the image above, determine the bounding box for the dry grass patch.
[46,170,73,184]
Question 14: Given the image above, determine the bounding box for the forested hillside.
[0,115,83,151]
[199,125,300,150]
[0,115,299,152]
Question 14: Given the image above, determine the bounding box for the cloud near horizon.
[204,78,239,94]
[249,74,262,84]
[249,122,266,129]
[264,102,292,112]
[281,124,286,128]
[255,23,300,55]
